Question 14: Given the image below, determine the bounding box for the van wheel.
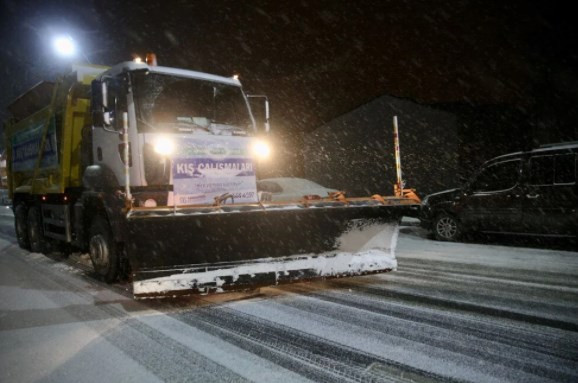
[15,204,30,250]
[88,216,119,283]
[433,213,461,241]
[27,206,47,253]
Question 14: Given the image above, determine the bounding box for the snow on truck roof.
[99,61,242,86]
[72,63,109,84]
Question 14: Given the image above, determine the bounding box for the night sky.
[1,0,577,145]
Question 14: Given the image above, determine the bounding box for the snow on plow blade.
[125,199,414,298]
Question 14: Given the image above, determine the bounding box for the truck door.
[91,75,139,187]
[459,159,523,233]
[523,153,577,236]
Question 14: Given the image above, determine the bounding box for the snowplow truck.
[4,61,418,298]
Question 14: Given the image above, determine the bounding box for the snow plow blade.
[125,198,416,298]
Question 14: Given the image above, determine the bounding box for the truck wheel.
[27,206,47,253]
[15,204,30,250]
[88,216,119,283]
[433,213,461,241]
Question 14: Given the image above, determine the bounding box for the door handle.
[526,193,540,199]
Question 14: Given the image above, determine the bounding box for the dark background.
[1,0,577,182]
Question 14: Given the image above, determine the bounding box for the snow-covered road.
[1,207,577,382]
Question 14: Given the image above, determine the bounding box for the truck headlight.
[153,137,175,156]
[252,139,271,160]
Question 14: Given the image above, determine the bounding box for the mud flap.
[125,202,407,298]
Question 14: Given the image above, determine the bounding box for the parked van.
[420,142,578,241]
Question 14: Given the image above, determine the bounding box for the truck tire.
[27,206,47,253]
[15,204,30,250]
[88,216,119,283]
[433,213,461,241]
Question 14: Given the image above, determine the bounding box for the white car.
[257,177,338,202]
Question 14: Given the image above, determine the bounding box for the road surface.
[1,207,577,382]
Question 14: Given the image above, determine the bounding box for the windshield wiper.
[175,120,210,132]
[137,117,210,132]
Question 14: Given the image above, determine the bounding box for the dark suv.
[420,142,578,241]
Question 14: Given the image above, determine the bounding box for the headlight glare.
[153,137,175,156]
[252,140,271,159]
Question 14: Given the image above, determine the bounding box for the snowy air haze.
[0,1,577,382]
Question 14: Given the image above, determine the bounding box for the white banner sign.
[171,136,258,205]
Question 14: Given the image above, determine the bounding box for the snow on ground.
[1,210,577,382]
[397,217,578,274]
[0,235,307,382]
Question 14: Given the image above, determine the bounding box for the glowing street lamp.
[53,36,76,57]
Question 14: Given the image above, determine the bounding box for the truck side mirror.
[263,98,270,133]
[103,111,112,126]
[91,79,116,128]
[91,80,104,126]
[247,95,270,134]
[101,81,114,127]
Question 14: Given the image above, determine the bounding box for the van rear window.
[554,154,576,184]
[530,154,576,185]
[529,156,554,185]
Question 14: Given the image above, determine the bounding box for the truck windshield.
[131,72,253,133]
